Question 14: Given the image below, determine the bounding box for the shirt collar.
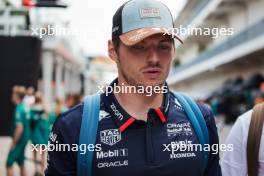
[103,78,170,133]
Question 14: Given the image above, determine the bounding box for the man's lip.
[142,68,162,73]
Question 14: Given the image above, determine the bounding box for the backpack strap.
[77,94,100,176]
[172,92,209,171]
[247,103,264,176]
[76,92,209,175]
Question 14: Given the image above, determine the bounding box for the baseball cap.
[111,0,182,46]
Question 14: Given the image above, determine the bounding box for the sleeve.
[15,107,23,125]
[199,104,222,176]
[45,115,77,175]
[220,111,250,176]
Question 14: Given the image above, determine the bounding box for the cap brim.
[119,27,183,46]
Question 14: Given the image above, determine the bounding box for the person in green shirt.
[29,91,49,176]
[6,86,30,176]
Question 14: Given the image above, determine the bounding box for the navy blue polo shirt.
[45,81,221,176]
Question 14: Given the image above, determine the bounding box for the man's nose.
[146,48,159,64]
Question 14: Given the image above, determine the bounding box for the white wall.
[170,58,264,99]
[228,8,247,35]
[247,0,264,26]
[179,44,199,64]
[170,0,264,98]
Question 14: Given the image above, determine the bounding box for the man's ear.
[108,40,118,63]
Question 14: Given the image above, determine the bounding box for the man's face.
[11,93,19,104]
[27,87,34,95]
[114,34,175,87]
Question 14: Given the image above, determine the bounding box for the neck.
[113,79,164,121]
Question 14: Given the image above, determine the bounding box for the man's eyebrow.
[159,39,173,43]
[138,38,172,45]
[138,40,146,44]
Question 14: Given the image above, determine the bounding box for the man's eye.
[131,45,145,51]
[158,44,171,50]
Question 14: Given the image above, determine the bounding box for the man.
[46,0,221,175]
[6,86,30,176]
[221,103,264,176]
[23,86,35,111]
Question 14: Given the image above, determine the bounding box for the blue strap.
[77,92,208,175]
[180,93,209,165]
[173,92,209,171]
[77,94,100,176]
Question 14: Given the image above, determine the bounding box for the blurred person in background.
[221,103,264,176]
[65,93,81,108]
[6,86,30,176]
[23,86,35,111]
[254,82,264,105]
[207,73,264,125]
[29,91,49,176]
[48,97,68,129]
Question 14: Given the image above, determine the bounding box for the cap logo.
[140,8,160,18]
[128,29,149,42]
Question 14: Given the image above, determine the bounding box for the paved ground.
[0,137,47,176]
